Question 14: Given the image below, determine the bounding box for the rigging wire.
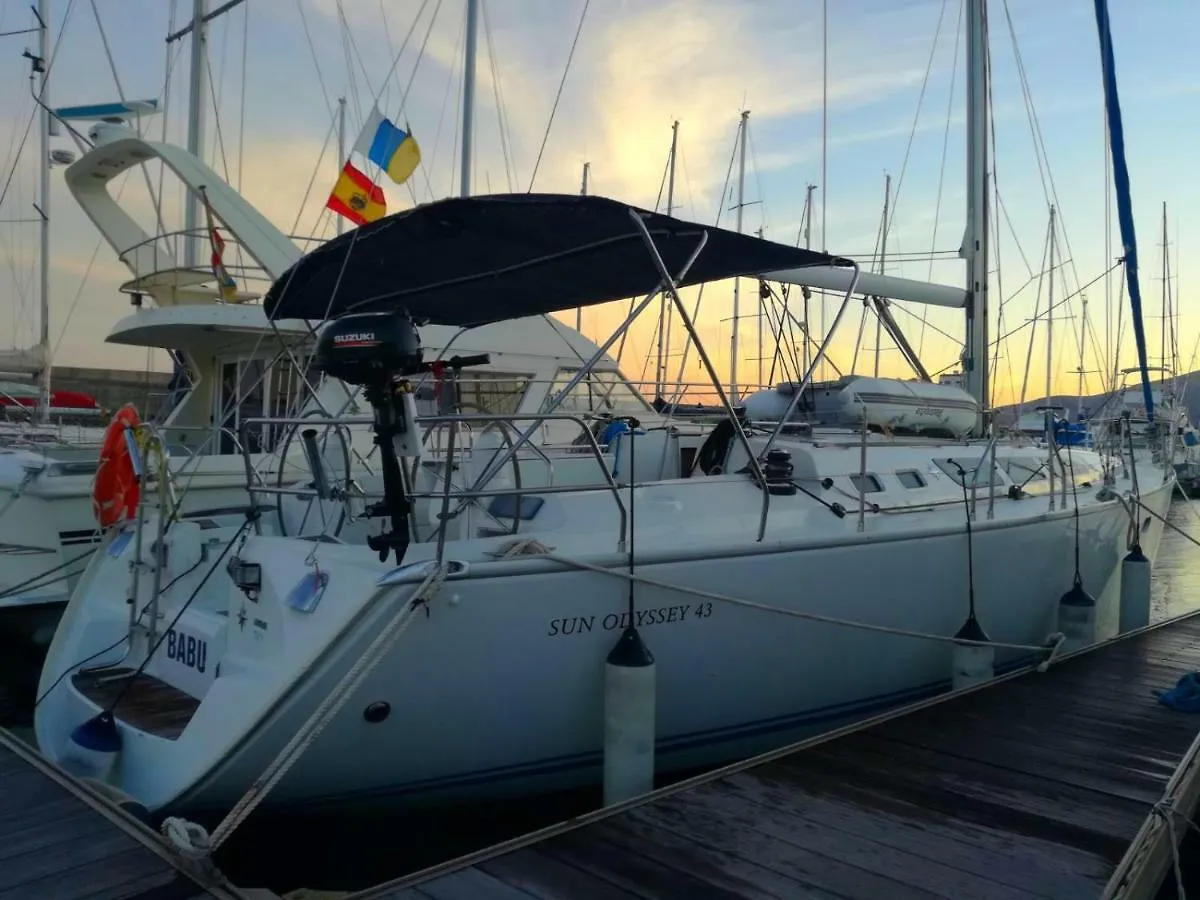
[287,113,338,237]
[156,1,180,253]
[105,517,253,715]
[526,0,590,192]
[915,0,962,362]
[986,15,1009,411]
[746,122,768,235]
[999,0,1088,335]
[0,0,79,349]
[884,0,951,239]
[54,0,188,362]
[377,0,398,101]
[666,124,741,397]
[392,0,442,206]
[237,0,248,192]
[1017,216,1053,414]
[481,0,518,193]
[423,1,466,202]
[87,0,172,242]
[335,0,367,122]
[998,260,1123,347]
[295,0,336,121]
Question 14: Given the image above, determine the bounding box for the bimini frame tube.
[626,209,773,542]
[760,262,863,454]
[464,230,710,497]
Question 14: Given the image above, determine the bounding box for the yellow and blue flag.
[353,105,421,186]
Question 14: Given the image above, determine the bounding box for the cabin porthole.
[364,702,391,724]
[1142,516,1152,534]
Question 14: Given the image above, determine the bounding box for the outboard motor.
[312,311,489,563]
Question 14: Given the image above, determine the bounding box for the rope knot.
[1036,632,1066,672]
[161,816,212,861]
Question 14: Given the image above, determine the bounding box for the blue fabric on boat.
[1157,672,1200,712]
[601,420,631,447]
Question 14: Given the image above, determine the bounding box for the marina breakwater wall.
[47,366,173,415]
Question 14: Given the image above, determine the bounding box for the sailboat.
[34,0,1176,819]
[0,0,676,703]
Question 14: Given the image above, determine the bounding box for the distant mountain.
[991,371,1200,426]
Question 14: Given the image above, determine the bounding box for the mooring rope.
[1130,495,1200,553]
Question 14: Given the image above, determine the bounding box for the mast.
[575,161,589,332]
[962,0,990,428]
[656,121,678,399]
[1094,0,1152,420]
[756,225,765,389]
[1046,205,1057,511]
[183,0,207,270]
[36,0,51,416]
[801,184,816,376]
[1161,201,1168,371]
[336,97,346,237]
[731,109,749,404]
[460,0,479,198]
[1047,206,1057,423]
[874,173,891,378]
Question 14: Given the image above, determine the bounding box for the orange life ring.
[92,403,142,528]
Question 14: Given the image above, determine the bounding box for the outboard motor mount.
[313,311,489,563]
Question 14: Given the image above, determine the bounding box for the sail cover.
[264,193,845,325]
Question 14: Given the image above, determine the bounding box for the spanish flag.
[326,161,386,227]
[200,186,239,301]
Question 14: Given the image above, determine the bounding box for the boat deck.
[72,667,199,740]
[0,725,254,899]
[355,610,1200,899]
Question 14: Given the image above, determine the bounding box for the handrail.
[240,411,630,552]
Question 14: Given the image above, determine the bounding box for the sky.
[0,0,1198,409]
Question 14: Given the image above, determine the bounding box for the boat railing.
[237,411,632,552]
[114,229,327,303]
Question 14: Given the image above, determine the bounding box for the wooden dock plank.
[479,849,648,900]
[358,612,1200,900]
[716,771,1109,898]
[0,728,238,900]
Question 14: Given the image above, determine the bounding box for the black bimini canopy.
[264,193,846,325]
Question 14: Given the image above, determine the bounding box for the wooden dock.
[0,726,268,900]
[353,610,1200,900]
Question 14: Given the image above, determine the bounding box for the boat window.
[545,368,652,416]
[216,359,265,454]
[896,469,925,489]
[453,372,531,415]
[215,355,322,455]
[933,457,1003,487]
[849,473,883,493]
[263,356,323,450]
[1005,458,1047,481]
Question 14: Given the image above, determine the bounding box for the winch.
[313,310,489,563]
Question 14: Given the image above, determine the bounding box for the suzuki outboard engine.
[313,310,488,563]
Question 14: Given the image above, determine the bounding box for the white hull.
[0,450,268,613]
[35,445,1175,815]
